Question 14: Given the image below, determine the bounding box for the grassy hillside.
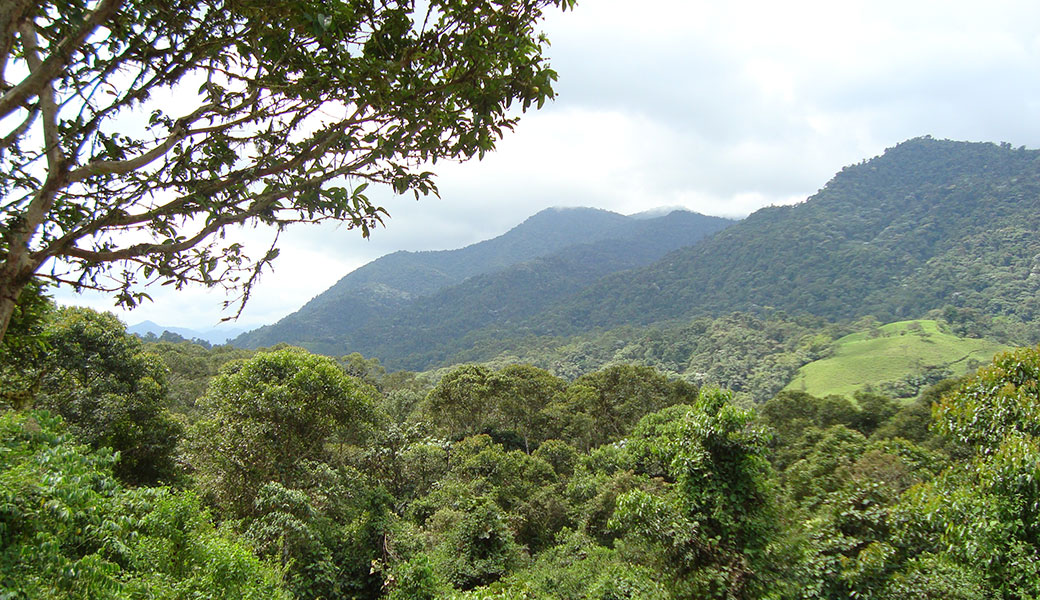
[783,320,1009,399]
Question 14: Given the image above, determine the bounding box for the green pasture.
[783,320,1009,400]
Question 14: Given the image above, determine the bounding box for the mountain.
[233,207,636,349]
[233,208,734,357]
[324,207,638,299]
[238,137,1040,371]
[127,321,247,345]
[337,210,735,367]
[526,138,1040,337]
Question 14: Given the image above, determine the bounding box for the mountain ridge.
[236,137,1040,370]
[524,137,1040,336]
[233,207,733,353]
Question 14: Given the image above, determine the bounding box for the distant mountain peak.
[231,207,733,357]
[627,206,691,220]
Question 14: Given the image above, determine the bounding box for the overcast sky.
[56,0,1040,335]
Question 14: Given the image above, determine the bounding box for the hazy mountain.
[127,321,247,345]
[233,208,734,355]
[233,207,636,348]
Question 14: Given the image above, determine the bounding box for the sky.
[56,0,1040,336]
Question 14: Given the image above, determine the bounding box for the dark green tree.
[0,280,53,410]
[31,306,182,486]
[184,347,380,518]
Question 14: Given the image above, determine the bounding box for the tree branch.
[0,0,124,120]
[0,0,34,89]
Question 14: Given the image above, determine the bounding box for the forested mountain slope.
[327,207,637,298]
[531,138,1040,338]
[234,208,733,355]
[234,207,637,348]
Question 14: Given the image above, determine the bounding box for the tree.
[30,306,183,486]
[0,410,290,599]
[491,364,565,453]
[184,347,380,517]
[611,390,784,599]
[884,345,1040,597]
[562,364,698,450]
[0,0,575,343]
[424,364,497,441]
[0,280,52,409]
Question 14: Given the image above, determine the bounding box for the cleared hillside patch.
[783,320,1009,399]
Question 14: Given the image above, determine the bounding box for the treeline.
[3,302,1040,598]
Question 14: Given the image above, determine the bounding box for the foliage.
[0,410,289,599]
[611,389,783,599]
[0,280,53,410]
[184,347,380,518]
[473,311,837,405]
[428,497,525,590]
[13,294,1040,599]
[787,345,1040,599]
[422,362,698,453]
[0,0,574,344]
[933,345,1040,452]
[0,279,52,362]
[29,307,183,486]
[561,364,698,450]
[386,555,448,600]
[142,337,257,415]
[481,530,670,600]
[243,466,395,599]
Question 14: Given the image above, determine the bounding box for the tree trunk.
[0,260,31,347]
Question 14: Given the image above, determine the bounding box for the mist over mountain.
[127,321,247,345]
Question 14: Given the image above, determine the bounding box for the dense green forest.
[6,138,1040,598]
[16,0,1040,597]
[4,291,1039,598]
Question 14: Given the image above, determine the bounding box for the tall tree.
[184,347,380,518]
[32,306,183,486]
[0,0,573,343]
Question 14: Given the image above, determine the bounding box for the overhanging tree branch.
[0,0,576,345]
[0,0,124,119]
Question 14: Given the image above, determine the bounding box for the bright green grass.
[783,320,1009,399]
